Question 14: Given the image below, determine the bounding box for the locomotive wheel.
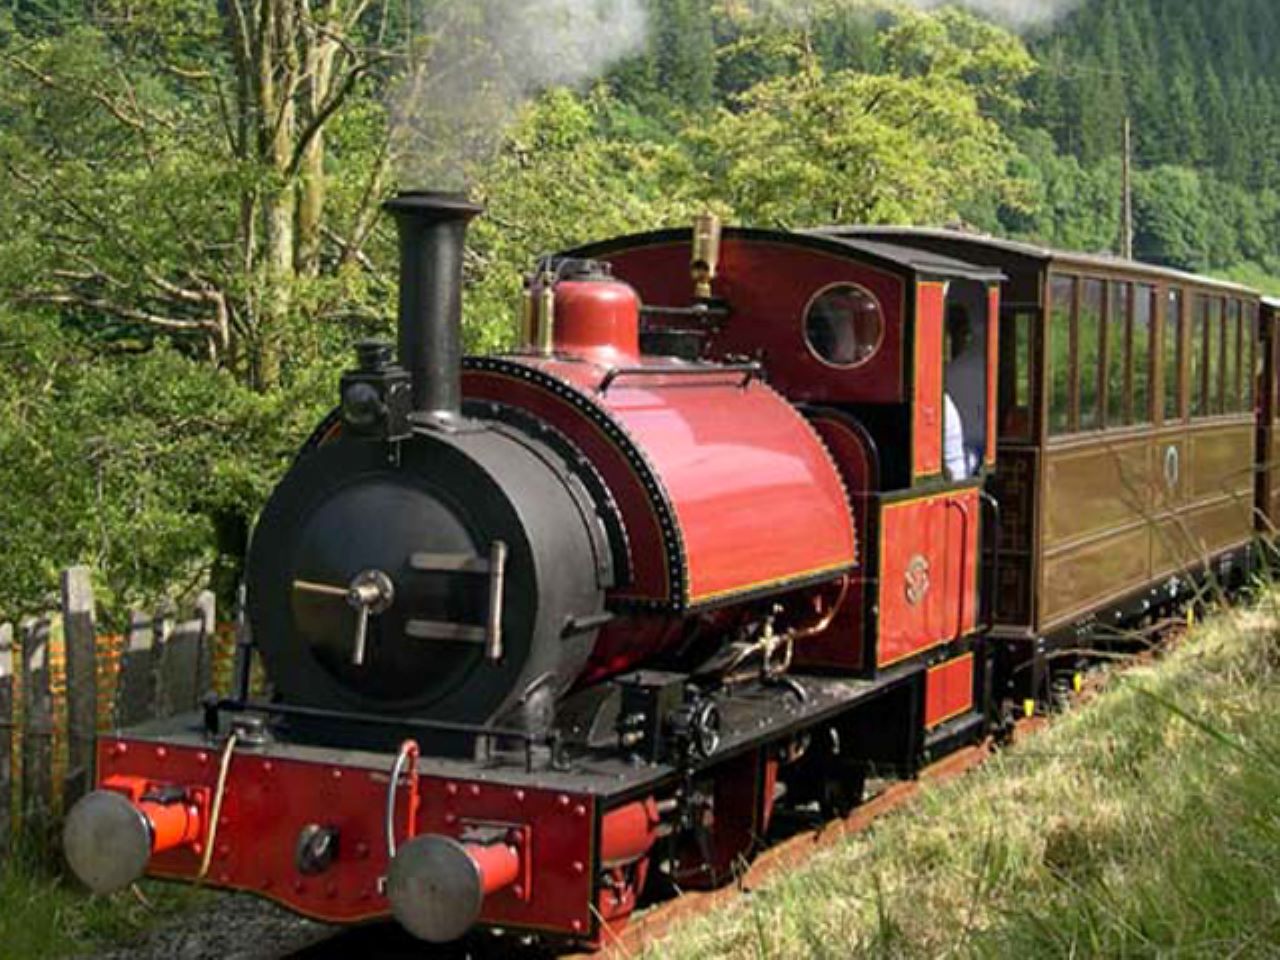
[819,765,867,819]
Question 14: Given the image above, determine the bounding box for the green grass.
[0,837,203,958]
[652,596,1280,959]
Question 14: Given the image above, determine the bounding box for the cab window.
[804,284,884,368]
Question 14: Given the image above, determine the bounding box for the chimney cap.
[384,191,483,222]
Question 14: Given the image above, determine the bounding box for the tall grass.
[0,834,202,958]
[653,598,1280,958]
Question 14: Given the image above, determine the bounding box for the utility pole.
[1121,116,1134,260]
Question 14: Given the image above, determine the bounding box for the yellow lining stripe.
[690,558,855,605]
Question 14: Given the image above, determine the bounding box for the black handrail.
[205,697,556,772]
[979,490,1002,632]
[639,303,730,321]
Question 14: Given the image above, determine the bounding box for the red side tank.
[463,272,858,681]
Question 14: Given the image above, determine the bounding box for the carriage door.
[990,303,1037,627]
[1152,287,1188,580]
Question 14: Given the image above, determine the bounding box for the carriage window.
[1207,297,1224,416]
[804,284,884,368]
[1107,282,1130,426]
[1227,299,1242,412]
[998,310,1034,441]
[1049,275,1075,435]
[1133,285,1153,424]
[1079,279,1104,430]
[1191,295,1207,417]
[1165,288,1183,421]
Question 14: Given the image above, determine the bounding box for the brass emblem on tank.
[905,555,931,607]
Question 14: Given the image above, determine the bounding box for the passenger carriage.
[832,228,1262,700]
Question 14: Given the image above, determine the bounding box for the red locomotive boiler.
[62,194,1003,948]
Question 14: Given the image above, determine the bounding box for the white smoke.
[392,0,649,188]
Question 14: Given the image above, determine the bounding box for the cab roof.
[566,226,1004,284]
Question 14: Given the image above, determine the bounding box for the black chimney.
[384,191,483,428]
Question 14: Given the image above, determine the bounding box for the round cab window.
[804,284,884,368]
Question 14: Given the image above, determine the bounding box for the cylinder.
[384,192,484,426]
[600,797,661,868]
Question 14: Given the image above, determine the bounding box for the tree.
[687,61,1021,227]
[1133,165,1211,270]
[0,2,396,389]
[652,0,717,108]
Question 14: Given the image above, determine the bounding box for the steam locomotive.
[61,192,1265,948]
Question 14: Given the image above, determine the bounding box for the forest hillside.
[0,0,1275,618]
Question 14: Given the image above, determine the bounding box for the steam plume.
[391,0,649,188]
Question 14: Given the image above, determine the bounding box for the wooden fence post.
[0,623,13,859]
[164,615,201,716]
[21,617,53,825]
[195,590,216,701]
[61,567,97,806]
[153,601,178,718]
[116,611,157,729]
[232,583,251,700]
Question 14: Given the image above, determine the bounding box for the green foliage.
[678,10,1031,228]
[1031,0,1280,191]
[467,89,701,353]
[688,62,1021,227]
[0,310,328,623]
[880,7,1035,122]
[651,0,718,108]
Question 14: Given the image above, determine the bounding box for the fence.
[0,567,234,857]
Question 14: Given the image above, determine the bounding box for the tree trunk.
[256,183,295,390]
[222,0,382,387]
[296,30,339,277]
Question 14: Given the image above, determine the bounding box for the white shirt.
[944,393,970,481]
[948,347,986,452]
